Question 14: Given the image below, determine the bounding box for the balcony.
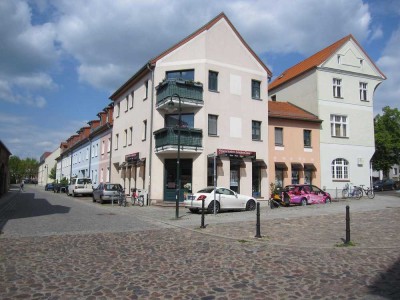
[153,127,203,154]
[156,79,204,110]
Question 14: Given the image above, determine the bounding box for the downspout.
[88,138,92,180]
[147,62,155,205]
[108,123,113,183]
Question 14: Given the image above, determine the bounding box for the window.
[95,143,98,157]
[124,129,128,147]
[394,168,398,176]
[333,78,342,98]
[102,141,105,155]
[275,127,283,146]
[252,121,261,140]
[330,115,348,137]
[304,130,312,147]
[144,80,148,99]
[129,127,133,145]
[271,95,276,101]
[208,114,218,136]
[125,95,128,111]
[143,120,147,140]
[86,147,89,160]
[130,91,134,109]
[165,113,194,128]
[166,69,194,81]
[107,137,111,152]
[252,80,261,99]
[116,102,120,117]
[331,158,349,179]
[208,71,218,91]
[337,55,341,64]
[359,82,368,101]
[115,134,119,150]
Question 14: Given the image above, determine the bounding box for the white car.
[184,187,257,214]
[68,178,93,197]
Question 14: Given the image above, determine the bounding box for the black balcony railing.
[154,127,203,151]
[156,79,203,106]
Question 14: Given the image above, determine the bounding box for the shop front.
[164,159,192,202]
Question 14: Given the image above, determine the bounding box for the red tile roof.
[269,34,386,91]
[268,101,321,122]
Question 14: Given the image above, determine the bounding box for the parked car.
[44,183,55,191]
[373,179,396,191]
[92,183,124,204]
[281,184,331,206]
[184,187,257,214]
[53,183,68,193]
[67,178,93,197]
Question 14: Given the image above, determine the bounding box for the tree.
[8,156,39,183]
[49,164,57,182]
[372,106,400,177]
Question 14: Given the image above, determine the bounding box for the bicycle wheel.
[342,189,349,199]
[367,189,375,199]
[138,196,144,207]
[355,189,362,200]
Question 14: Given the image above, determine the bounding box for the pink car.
[281,184,331,206]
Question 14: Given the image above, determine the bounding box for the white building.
[269,35,386,193]
[38,147,61,186]
[110,13,272,205]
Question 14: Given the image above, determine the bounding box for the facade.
[269,35,386,193]
[110,13,272,204]
[55,105,113,184]
[38,149,60,186]
[0,140,12,196]
[268,101,322,188]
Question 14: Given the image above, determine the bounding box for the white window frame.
[143,120,147,140]
[102,140,105,155]
[275,127,283,146]
[107,138,111,153]
[124,129,128,147]
[116,102,120,117]
[115,134,119,150]
[359,82,368,101]
[333,78,342,98]
[125,95,129,112]
[330,115,348,137]
[331,158,349,180]
[129,127,133,145]
[130,91,134,109]
[208,114,218,136]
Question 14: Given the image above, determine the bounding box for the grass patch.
[238,239,248,243]
[336,241,356,247]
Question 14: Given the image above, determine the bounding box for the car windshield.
[197,187,215,193]
[77,178,92,184]
[105,184,122,191]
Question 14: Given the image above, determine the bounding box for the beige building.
[110,13,272,204]
[268,101,322,189]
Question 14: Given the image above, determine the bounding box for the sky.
[0,0,399,160]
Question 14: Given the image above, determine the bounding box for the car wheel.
[301,198,307,206]
[189,208,199,213]
[207,201,220,214]
[246,200,256,211]
[325,197,331,204]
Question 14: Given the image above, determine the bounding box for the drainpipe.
[88,138,92,179]
[107,123,113,183]
[147,63,155,205]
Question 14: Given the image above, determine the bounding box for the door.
[164,159,192,202]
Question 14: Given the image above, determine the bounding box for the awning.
[253,159,267,169]
[136,158,146,166]
[291,163,303,170]
[304,163,317,171]
[275,162,288,170]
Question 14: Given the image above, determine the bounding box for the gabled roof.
[269,34,386,91]
[268,101,322,122]
[110,12,271,100]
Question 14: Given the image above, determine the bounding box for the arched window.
[331,158,349,179]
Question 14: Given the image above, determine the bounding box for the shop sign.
[217,149,256,159]
[125,152,139,163]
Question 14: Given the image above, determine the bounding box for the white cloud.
[375,27,400,113]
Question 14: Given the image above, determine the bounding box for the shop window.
[252,165,261,197]
[275,168,284,188]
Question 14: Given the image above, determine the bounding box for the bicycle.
[131,194,144,207]
[117,190,127,207]
[342,183,362,200]
[357,184,375,199]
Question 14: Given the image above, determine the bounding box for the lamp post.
[168,93,182,219]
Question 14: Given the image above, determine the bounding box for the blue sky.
[0,0,399,160]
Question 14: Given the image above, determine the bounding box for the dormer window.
[337,55,341,64]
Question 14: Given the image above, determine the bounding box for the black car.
[53,183,68,193]
[373,179,396,191]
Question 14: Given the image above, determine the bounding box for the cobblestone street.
[1,186,399,299]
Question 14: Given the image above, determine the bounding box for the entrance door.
[164,159,192,202]
[230,164,240,193]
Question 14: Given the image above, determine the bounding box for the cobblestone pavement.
[0,186,399,299]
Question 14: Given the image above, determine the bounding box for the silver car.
[92,183,124,204]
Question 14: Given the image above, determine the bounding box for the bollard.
[200,199,206,228]
[255,202,261,238]
[345,205,350,244]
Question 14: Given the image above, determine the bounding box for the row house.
[268,101,322,188]
[109,13,272,204]
[55,104,113,184]
[269,35,386,193]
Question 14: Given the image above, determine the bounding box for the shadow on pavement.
[0,191,70,233]
[369,257,400,299]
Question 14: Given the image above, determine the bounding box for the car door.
[93,183,102,200]
[311,185,324,203]
[218,188,241,209]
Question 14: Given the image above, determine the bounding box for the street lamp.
[167,93,182,219]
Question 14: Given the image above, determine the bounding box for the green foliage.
[60,177,69,185]
[8,156,39,183]
[48,164,57,180]
[372,106,400,176]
